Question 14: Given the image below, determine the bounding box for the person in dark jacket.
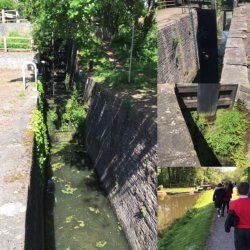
[228,182,250,250]
[213,183,226,217]
[222,182,232,216]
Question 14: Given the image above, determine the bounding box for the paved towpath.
[0,68,37,249]
[207,188,239,250]
[207,213,235,250]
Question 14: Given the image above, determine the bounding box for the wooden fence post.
[3,37,7,52]
[2,10,5,23]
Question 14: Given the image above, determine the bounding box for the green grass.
[158,190,214,250]
[0,32,30,49]
[192,100,250,167]
[93,66,156,91]
[165,187,196,193]
[84,24,157,91]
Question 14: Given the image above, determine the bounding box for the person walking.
[222,182,232,216]
[213,183,226,217]
[228,182,250,250]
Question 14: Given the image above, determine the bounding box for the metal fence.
[157,0,213,9]
[0,9,27,23]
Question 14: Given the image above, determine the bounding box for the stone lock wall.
[84,79,157,250]
[157,10,199,84]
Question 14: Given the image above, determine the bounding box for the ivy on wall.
[32,80,49,180]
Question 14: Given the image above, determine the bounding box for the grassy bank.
[192,100,250,167]
[158,190,214,250]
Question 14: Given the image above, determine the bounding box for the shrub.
[192,102,250,167]
[0,0,14,9]
[62,88,87,129]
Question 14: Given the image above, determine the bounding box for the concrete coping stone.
[223,47,246,65]
[225,37,245,48]
[220,65,248,84]
[230,22,247,31]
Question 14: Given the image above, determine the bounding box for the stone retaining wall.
[238,84,250,110]
[157,10,199,84]
[84,79,157,250]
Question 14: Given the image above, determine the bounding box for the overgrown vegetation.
[158,167,224,188]
[19,0,157,90]
[92,22,157,90]
[158,167,250,189]
[0,0,14,9]
[6,31,30,49]
[0,32,30,50]
[62,88,87,130]
[158,191,214,250]
[32,81,49,180]
[192,100,250,167]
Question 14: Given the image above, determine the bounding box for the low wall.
[0,52,37,69]
[0,22,32,36]
[84,79,157,250]
[157,10,199,84]
[24,143,44,250]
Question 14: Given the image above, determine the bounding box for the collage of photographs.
[0,0,250,249]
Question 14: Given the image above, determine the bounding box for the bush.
[192,101,250,167]
[0,0,14,9]
[62,88,87,129]
[206,106,249,159]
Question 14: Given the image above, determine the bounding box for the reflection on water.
[45,139,129,250]
[158,192,200,233]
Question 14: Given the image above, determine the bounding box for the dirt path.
[0,69,37,249]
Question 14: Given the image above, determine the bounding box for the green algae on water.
[96,241,107,248]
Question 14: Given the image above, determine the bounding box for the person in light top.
[228,182,250,250]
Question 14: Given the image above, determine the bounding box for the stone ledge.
[157,84,200,167]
